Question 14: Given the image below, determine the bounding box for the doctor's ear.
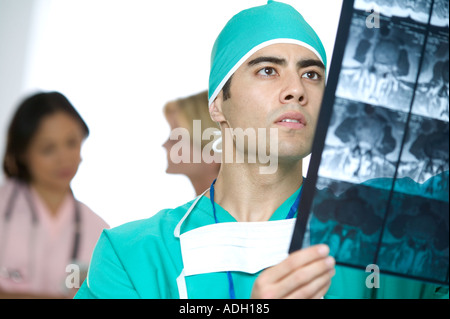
[209,91,227,124]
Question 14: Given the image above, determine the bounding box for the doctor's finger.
[285,263,336,299]
[276,255,335,298]
[262,244,330,283]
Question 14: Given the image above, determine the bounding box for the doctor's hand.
[251,244,335,299]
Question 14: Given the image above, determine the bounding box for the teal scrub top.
[75,188,301,299]
[75,186,448,299]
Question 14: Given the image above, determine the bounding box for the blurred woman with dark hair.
[0,91,109,298]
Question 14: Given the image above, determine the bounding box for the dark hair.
[3,91,89,182]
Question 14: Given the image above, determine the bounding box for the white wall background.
[0,0,343,227]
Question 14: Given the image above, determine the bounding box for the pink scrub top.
[0,179,109,297]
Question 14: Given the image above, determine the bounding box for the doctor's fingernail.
[325,256,335,268]
[318,244,330,256]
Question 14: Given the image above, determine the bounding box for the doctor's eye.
[66,137,81,149]
[302,71,321,80]
[257,67,278,77]
[40,144,56,156]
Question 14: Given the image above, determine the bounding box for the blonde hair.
[164,90,217,149]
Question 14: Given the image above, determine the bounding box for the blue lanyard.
[208,178,303,299]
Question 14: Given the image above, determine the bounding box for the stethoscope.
[208,178,302,299]
[0,182,81,283]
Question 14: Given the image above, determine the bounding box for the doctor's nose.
[280,73,307,106]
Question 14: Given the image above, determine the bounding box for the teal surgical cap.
[208,0,327,106]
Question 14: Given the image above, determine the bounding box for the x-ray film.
[290,0,449,286]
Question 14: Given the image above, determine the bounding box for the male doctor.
[75,1,335,299]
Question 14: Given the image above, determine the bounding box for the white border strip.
[208,38,324,107]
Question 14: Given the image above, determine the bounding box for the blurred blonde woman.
[163,90,220,195]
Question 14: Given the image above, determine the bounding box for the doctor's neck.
[30,181,71,217]
[211,159,303,222]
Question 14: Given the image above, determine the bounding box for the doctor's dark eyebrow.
[247,56,286,67]
[247,56,325,71]
[297,59,325,71]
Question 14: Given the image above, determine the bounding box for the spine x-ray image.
[290,0,449,287]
